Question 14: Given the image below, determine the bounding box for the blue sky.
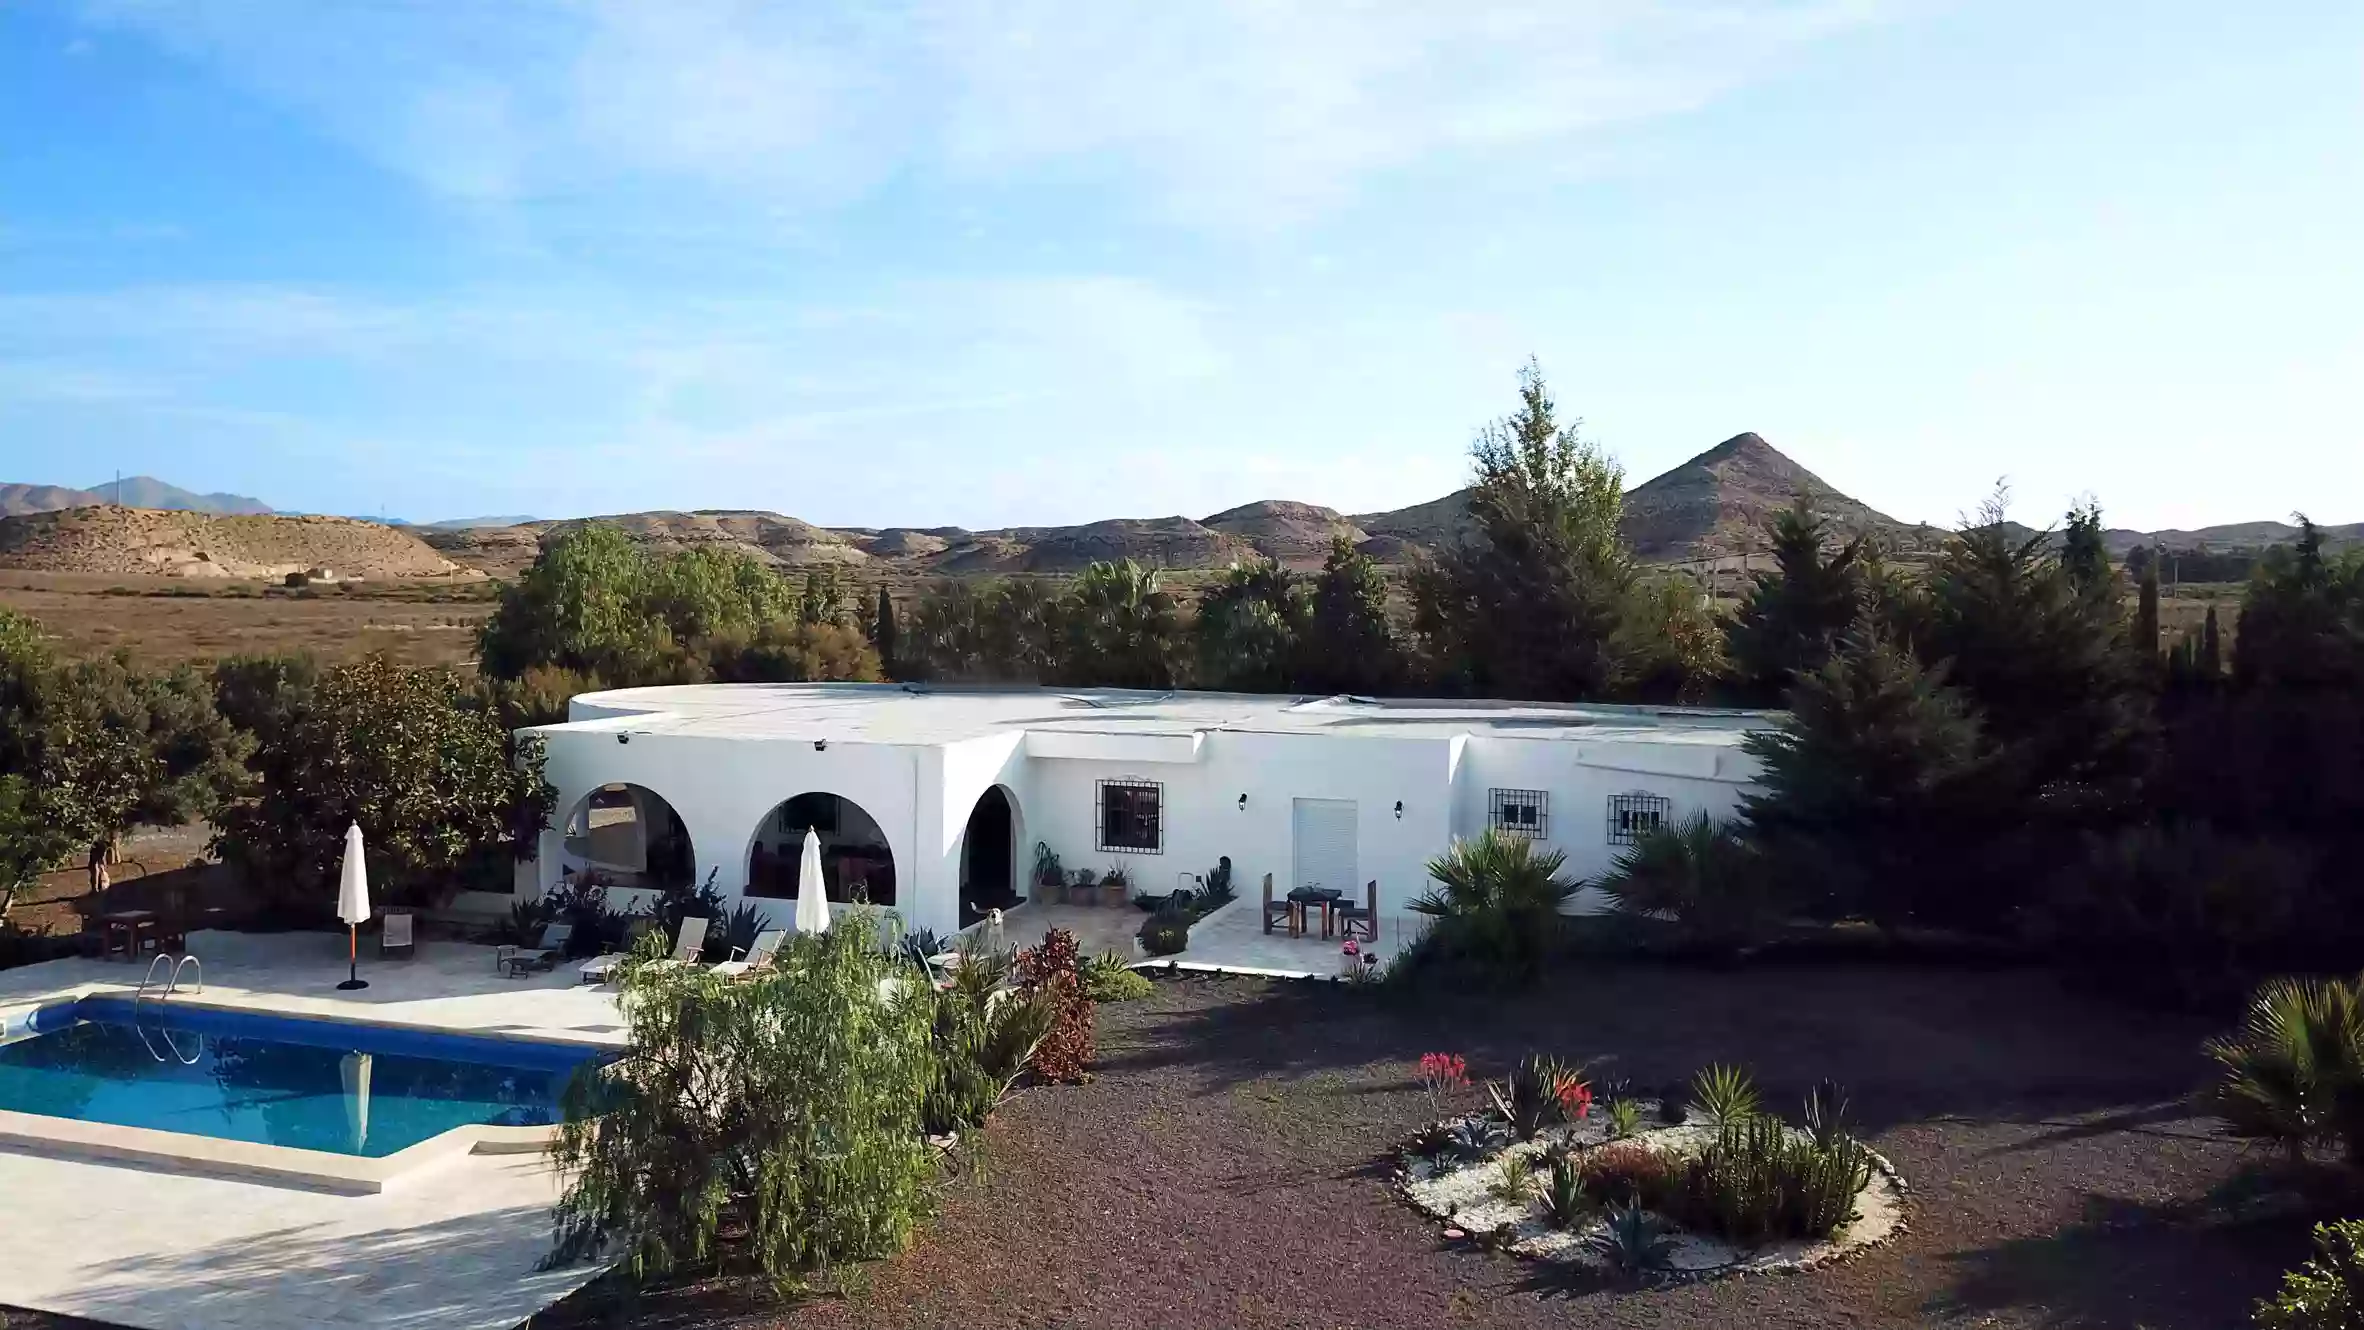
[1,1,2357,531]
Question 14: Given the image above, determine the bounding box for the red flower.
[1556,1080,1593,1120]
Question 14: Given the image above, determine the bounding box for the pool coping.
[0,986,597,1194]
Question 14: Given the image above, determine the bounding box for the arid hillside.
[0,507,473,581]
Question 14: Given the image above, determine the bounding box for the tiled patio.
[989,899,1427,980]
[0,930,621,1330]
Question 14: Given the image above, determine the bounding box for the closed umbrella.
[336,822,370,991]
[793,829,831,935]
[341,1050,373,1153]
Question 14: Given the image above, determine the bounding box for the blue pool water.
[0,998,605,1157]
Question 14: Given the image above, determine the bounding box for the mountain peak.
[1696,431,1777,464]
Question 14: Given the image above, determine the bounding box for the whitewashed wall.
[1452,737,1761,912]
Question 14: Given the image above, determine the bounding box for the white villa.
[516,684,1780,941]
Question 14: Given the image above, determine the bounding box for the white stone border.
[1392,1110,1909,1285]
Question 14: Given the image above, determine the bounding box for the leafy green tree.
[1725,502,1869,704]
[706,621,882,684]
[214,656,554,910]
[1061,559,1182,689]
[1741,630,1994,928]
[1299,536,1402,695]
[798,566,853,629]
[873,585,898,678]
[478,523,658,679]
[1191,559,1304,692]
[211,653,319,744]
[549,922,937,1281]
[645,547,795,643]
[2235,517,2364,690]
[2060,499,2113,601]
[1411,361,1633,700]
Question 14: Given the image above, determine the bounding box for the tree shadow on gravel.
[1927,1196,2307,1330]
[1102,960,2225,1137]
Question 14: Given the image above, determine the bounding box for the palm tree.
[2201,975,2364,1167]
[1062,559,1181,689]
[1595,812,1779,951]
[1192,559,1305,692]
[1413,829,1580,921]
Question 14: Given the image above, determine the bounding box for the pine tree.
[1724,500,1867,704]
[1301,537,1401,695]
[873,586,898,679]
[1741,629,1993,928]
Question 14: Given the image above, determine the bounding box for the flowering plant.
[1417,1052,1469,1113]
[1555,1078,1593,1120]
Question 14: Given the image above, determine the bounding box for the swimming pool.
[0,997,605,1158]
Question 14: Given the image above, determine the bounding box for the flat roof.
[541,683,1781,747]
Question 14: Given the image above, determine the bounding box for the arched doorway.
[959,785,1021,927]
[746,793,896,907]
[561,783,694,890]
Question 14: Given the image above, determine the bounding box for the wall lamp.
[1237,793,1248,811]
[814,739,829,752]
[1394,800,1404,820]
[616,733,630,745]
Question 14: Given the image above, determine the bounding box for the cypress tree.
[2200,604,2222,679]
[2135,563,2160,664]
[873,586,898,679]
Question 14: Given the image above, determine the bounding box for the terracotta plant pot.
[1036,878,1064,906]
[1099,880,1127,908]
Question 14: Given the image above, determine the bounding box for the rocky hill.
[0,507,471,580]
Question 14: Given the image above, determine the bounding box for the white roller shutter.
[1291,798,1359,896]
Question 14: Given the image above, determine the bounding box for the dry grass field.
[0,571,497,669]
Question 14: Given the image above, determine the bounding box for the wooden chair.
[1337,880,1378,944]
[1261,873,1299,937]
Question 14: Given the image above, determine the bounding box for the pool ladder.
[135,952,203,1004]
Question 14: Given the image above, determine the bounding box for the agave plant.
[1446,1116,1511,1162]
[2200,975,2364,1166]
[1585,1201,1673,1279]
[1689,1063,1761,1128]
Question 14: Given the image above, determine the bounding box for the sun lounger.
[497,923,574,977]
[710,928,786,978]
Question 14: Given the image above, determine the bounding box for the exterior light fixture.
[814,739,829,752]
[1394,800,1404,819]
[1237,793,1248,811]
[616,733,630,745]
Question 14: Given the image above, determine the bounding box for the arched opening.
[747,792,896,907]
[958,785,1022,927]
[560,783,694,890]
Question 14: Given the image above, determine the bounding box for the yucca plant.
[1542,1152,1589,1227]
[1606,1098,1645,1140]
[1689,1063,1761,1128]
[1489,1151,1539,1205]
[1803,1079,1853,1152]
[1585,1201,1673,1279]
[1489,1054,1581,1141]
[2200,975,2364,1167]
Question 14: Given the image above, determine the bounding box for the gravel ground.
[5,959,2316,1330]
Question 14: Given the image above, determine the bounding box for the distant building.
[519,684,1779,939]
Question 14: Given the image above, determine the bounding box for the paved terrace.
[0,931,622,1330]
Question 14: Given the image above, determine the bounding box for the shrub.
[1578,1141,1682,1211]
[1138,904,1191,958]
[1586,1200,1674,1279]
[547,924,936,1281]
[1689,1064,1761,1128]
[2202,975,2364,1167]
[1198,856,1236,910]
[1013,927,1094,1083]
[2256,1219,2364,1329]
[634,869,730,958]
[1673,1115,1871,1246]
[1406,830,1579,987]
[924,944,1056,1135]
[1082,951,1155,1002]
[1597,812,1785,952]
[546,872,630,958]
[717,901,774,962]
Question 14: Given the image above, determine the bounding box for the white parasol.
[335,822,370,990]
[793,828,831,935]
[341,1050,373,1152]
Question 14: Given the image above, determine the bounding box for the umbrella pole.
[337,924,369,991]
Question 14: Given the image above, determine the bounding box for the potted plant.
[1069,867,1099,907]
[1031,842,1064,905]
[1099,863,1130,909]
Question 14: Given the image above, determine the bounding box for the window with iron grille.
[1488,788,1548,839]
[1607,792,1672,846]
[1097,780,1163,854]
